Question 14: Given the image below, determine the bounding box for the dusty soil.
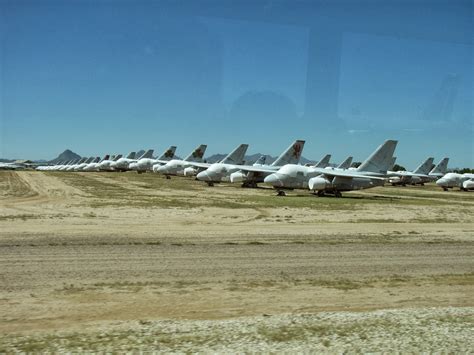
[0,171,473,352]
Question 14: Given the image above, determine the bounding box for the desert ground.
[0,170,473,352]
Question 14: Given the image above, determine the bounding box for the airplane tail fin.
[157,146,176,161]
[113,154,122,161]
[357,140,398,174]
[390,157,397,170]
[430,157,449,175]
[99,155,110,163]
[85,157,95,164]
[271,140,305,166]
[126,152,136,159]
[413,157,434,174]
[184,144,207,162]
[92,157,101,163]
[337,156,353,169]
[315,154,331,168]
[221,144,249,165]
[253,155,266,166]
[138,149,154,159]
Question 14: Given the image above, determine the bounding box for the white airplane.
[429,157,449,180]
[194,144,249,185]
[264,140,398,197]
[46,159,80,171]
[111,150,154,171]
[436,173,474,191]
[129,146,177,173]
[324,156,353,171]
[58,159,83,171]
[75,157,101,171]
[462,178,474,191]
[154,144,207,176]
[310,154,332,168]
[71,157,96,171]
[83,155,111,172]
[254,155,346,191]
[40,160,65,171]
[225,140,306,188]
[98,154,123,171]
[62,157,87,171]
[0,162,26,170]
[388,157,434,186]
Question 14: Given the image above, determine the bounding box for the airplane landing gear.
[242,181,258,188]
[317,190,325,197]
[165,175,171,179]
[443,187,448,191]
[334,190,342,198]
[206,182,214,187]
[276,190,286,196]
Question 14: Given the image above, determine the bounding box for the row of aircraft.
[36,140,472,196]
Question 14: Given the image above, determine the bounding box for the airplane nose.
[436,179,446,186]
[264,173,283,186]
[155,165,167,173]
[196,171,212,181]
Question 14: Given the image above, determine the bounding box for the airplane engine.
[462,180,474,190]
[230,171,246,183]
[308,176,332,191]
[183,167,198,177]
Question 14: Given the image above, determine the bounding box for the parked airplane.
[154,144,207,176]
[429,158,449,180]
[59,159,82,171]
[98,154,123,171]
[261,155,350,193]
[264,140,397,197]
[325,156,353,170]
[64,157,88,171]
[75,157,101,171]
[83,155,111,171]
[226,140,306,187]
[129,146,177,173]
[1,162,26,170]
[110,150,154,171]
[436,172,474,191]
[312,154,332,168]
[48,159,78,171]
[462,178,474,191]
[71,157,95,171]
[195,144,249,185]
[252,155,267,166]
[388,157,434,186]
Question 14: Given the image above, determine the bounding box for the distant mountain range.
[49,149,81,164]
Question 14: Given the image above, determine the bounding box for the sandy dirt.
[0,171,473,352]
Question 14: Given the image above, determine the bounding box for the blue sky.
[1,0,472,167]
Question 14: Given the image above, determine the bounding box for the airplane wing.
[153,159,174,165]
[390,171,431,179]
[235,165,278,174]
[310,168,386,180]
[182,161,213,169]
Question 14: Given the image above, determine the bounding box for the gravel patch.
[1,307,472,353]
